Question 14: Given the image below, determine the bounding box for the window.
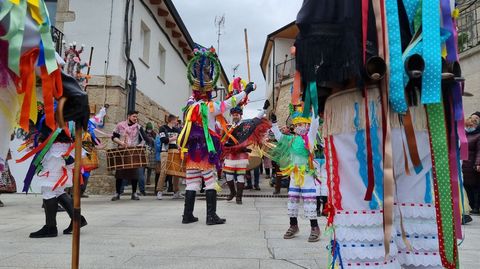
[140,21,151,65]
[158,43,166,81]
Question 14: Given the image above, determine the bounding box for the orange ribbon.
[17,48,39,131]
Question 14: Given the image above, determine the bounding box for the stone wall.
[266,79,294,128]
[85,75,171,194]
[460,46,480,116]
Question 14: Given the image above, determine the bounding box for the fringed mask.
[187,47,220,98]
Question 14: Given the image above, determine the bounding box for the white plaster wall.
[62,0,191,117]
[265,38,295,100]
[460,47,480,116]
[62,0,125,78]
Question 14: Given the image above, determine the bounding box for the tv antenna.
[232,64,240,77]
[214,14,225,55]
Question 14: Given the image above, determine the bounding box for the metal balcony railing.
[275,57,295,82]
[50,26,64,55]
[457,1,480,52]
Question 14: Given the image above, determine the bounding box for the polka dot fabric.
[386,0,408,113]
[421,0,442,105]
[426,103,458,269]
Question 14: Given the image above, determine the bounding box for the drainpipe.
[271,38,276,110]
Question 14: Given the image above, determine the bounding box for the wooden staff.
[56,98,82,269]
[84,47,94,91]
[244,28,251,82]
[71,123,82,269]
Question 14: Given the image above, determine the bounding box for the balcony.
[275,57,295,83]
[50,26,64,55]
[457,1,480,52]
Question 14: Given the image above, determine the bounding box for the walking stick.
[71,123,82,269]
[244,29,251,82]
[84,47,94,91]
[56,97,82,269]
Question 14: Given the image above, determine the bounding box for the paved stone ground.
[0,178,478,269]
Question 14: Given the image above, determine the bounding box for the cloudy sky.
[172,0,302,118]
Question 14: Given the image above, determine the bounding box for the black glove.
[224,141,234,147]
[244,82,256,94]
[263,100,270,110]
[270,113,277,123]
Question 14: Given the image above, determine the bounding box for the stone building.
[260,22,298,127]
[458,1,480,116]
[48,0,229,194]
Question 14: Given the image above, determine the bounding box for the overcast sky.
[172,0,302,118]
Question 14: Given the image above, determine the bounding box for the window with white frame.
[140,21,151,65]
[158,43,166,81]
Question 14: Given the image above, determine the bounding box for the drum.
[81,141,98,172]
[106,146,148,171]
[247,146,262,170]
[166,149,186,177]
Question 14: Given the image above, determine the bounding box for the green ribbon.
[302,81,319,118]
[0,0,28,75]
[38,0,58,74]
[200,103,216,153]
[33,128,61,173]
[426,103,457,268]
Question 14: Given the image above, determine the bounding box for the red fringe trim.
[223,118,272,155]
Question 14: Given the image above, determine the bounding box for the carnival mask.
[294,125,308,136]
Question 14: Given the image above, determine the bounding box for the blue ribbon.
[370,102,383,208]
[421,0,441,105]
[386,0,408,113]
[424,170,433,203]
[331,240,344,269]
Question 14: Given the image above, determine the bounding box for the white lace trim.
[339,240,398,260]
[397,250,442,267]
[396,219,438,236]
[335,226,385,242]
[395,233,439,252]
[395,203,436,219]
[343,258,401,269]
[334,210,384,227]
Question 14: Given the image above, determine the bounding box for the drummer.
[224,100,270,204]
[111,110,149,201]
[156,114,183,200]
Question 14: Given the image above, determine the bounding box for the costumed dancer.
[111,110,149,201]
[1,0,89,238]
[270,105,321,243]
[223,77,271,204]
[177,47,256,225]
[295,1,465,268]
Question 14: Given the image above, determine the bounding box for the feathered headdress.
[187,47,220,93]
[290,104,311,125]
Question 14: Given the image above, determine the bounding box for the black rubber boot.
[206,189,226,225]
[30,198,58,238]
[226,180,236,201]
[57,193,88,234]
[182,190,199,224]
[236,182,244,205]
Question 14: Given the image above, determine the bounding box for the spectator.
[156,115,183,200]
[463,114,480,215]
[139,122,156,195]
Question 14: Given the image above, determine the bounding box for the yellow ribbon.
[280,165,307,187]
[177,105,195,159]
[28,0,43,24]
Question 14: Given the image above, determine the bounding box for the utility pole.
[214,15,225,55]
